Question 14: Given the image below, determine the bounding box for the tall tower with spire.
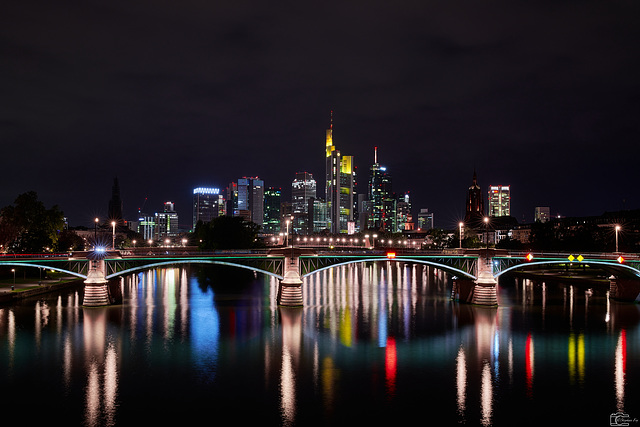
[325,111,354,234]
[464,170,484,227]
[108,177,124,225]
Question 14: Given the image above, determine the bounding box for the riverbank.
[0,278,84,304]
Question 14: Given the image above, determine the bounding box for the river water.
[0,262,638,426]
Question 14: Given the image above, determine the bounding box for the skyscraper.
[325,112,354,234]
[155,201,179,239]
[192,187,223,231]
[263,187,282,234]
[417,208,434,231]
[488,185,511,217]
[465,170,485,227]
[292,172,316,214]
[368,147,393,231]
[237,177,264,227]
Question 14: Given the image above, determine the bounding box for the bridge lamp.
[285,219,290,247]
[615,225,621,253]
[132,239,136,248]
[94,217,99,242]
[483,217,489,248]
[111,221,116,250]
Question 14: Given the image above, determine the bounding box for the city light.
[193,187,220,194]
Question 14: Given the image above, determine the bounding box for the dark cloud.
[1,0,639,228]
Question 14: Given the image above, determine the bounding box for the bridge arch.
[0,262,88,279]
[105,259,284,280]
[494,259,640,279]
[301,257,477,280]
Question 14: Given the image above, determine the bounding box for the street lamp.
[483,217,489,249]
[285,219,290,247]
[111,221,116,250]
[615,225,621,253]
[11,268,15,290]
[94,217,99,244]
[459,222,464,249]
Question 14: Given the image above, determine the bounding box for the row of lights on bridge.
[525,253,625,264]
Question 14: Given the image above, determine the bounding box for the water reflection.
[0,264,638,426]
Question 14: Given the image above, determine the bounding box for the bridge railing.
[0,252,72,259]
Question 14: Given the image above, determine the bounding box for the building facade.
[325,113,354,234]
[488,185,511,217]
[417,208,434,231]
[263,187,282,234]
[155,201,179,240]
[292,172,316,214]
[535,206,550,223]
[237,177,264,227]
[192,187,223,230]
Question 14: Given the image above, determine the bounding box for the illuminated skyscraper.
[263,187,281,234]
[192,187,223,231]
[488,185,511,217]
[237,177,264,227]
[155,201,179,239]
[368,147,393,231]
[292,172,316,214]
[325,112,354,234]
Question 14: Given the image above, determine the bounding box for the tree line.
[0,191,79,253]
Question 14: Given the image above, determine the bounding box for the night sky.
[2,0,639,229]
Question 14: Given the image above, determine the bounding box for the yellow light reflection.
[568,332,585,386]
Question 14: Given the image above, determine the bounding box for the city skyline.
[2,1,639,228]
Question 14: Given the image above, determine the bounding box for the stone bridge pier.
[83,257,121,306]
[451,249,498,307]
[83,259,111,306]
[270,248,315,307]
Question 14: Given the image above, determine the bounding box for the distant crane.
[138,197,148,215]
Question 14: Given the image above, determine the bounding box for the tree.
[56,229,85,252]
[0,191,65,253]
[194,216,263,250]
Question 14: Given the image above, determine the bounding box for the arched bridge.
[1,248,639,307]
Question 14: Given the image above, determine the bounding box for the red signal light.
[526,253,534,261]
[617,256,625,263]
[386,252,396,259]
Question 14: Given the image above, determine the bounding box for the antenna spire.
[374,146,378,164]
